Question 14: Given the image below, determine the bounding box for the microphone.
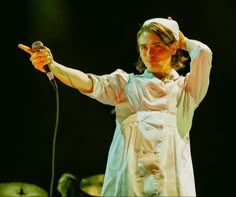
[31,41,56,90]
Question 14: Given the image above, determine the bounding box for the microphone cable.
[31,41,59,197]
[49,79,59,197]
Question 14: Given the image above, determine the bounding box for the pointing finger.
[18,44,34,55]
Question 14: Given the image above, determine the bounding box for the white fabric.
[81,38,212,196]
[143,18,180,41]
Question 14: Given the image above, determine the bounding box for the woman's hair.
[135,22,189,73]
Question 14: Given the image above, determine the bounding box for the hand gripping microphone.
[31,41,59,197]
[31,41,56,90]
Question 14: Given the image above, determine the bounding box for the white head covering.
[143,18,179,41]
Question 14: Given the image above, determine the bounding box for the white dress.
[81,38,212,196]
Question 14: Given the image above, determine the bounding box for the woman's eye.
[140,46,147,50]
[154,44,162,48]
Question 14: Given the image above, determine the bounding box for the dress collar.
[142,69,180,81]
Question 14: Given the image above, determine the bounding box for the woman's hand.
[168,16,187,51]
[18,44,54,73]
[178,31,187,51]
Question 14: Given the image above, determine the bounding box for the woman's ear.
[171,41,178,55]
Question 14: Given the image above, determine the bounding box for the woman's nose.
[147,48,155,57]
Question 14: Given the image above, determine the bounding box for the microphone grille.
[32,41,44,51]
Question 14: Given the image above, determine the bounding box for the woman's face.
[138,30,176,74]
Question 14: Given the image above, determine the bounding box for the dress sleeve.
[80,69,130,106]
[184,38,213,106]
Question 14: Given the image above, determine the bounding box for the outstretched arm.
[18,44,93,92]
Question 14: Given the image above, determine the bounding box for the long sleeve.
[185,38,213,106]
[80,69,130,106]
[176,39,213,139]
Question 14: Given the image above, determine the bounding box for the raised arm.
[172,21,213,105]
[18,43,93,92]
[184,38,213,105]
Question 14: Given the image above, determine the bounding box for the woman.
[18,17,212,196]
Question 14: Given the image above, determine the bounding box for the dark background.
[1,0,235,196]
